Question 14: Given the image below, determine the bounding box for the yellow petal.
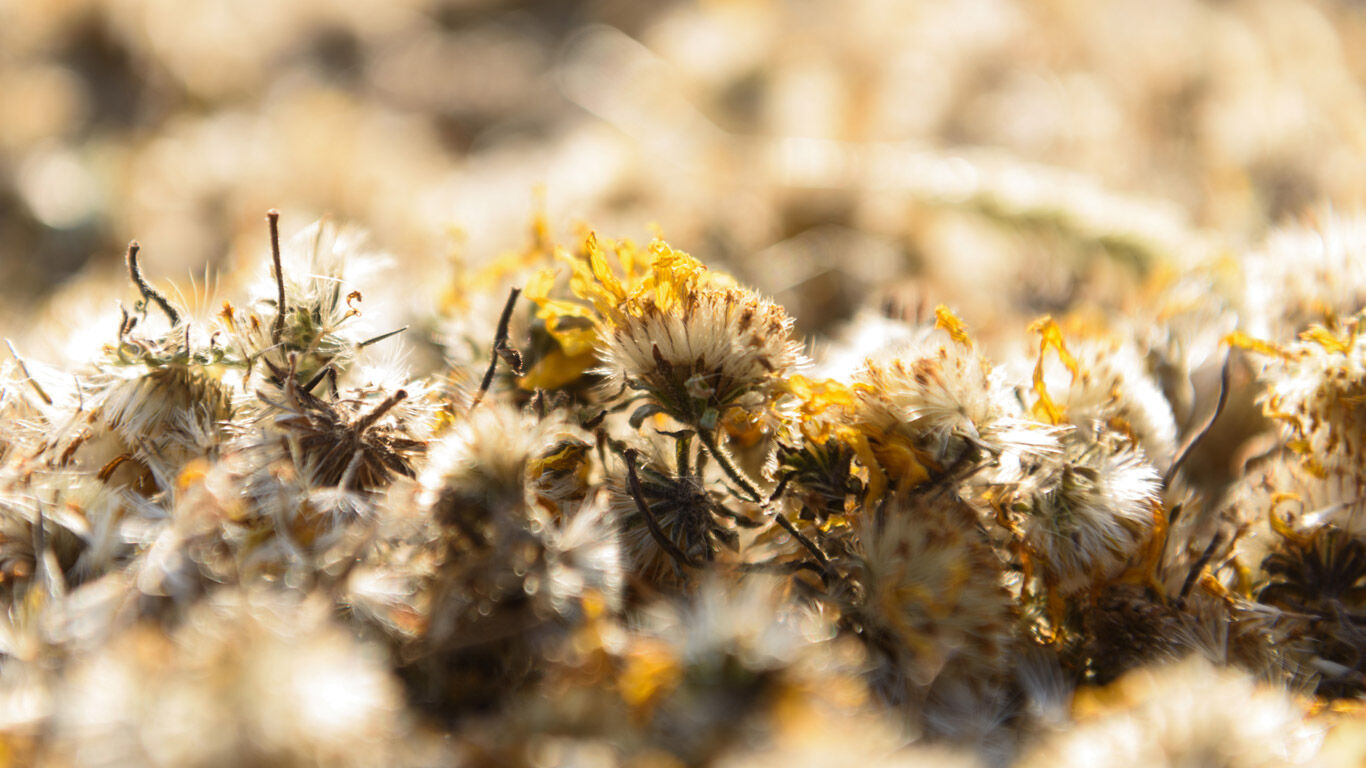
[934,304,973,346]
[518,349,598,390]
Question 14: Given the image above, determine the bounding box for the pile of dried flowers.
[1,205,1365,767]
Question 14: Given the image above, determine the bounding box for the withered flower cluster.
[0,207,1364,768]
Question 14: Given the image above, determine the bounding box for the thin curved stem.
[267,210,287,344]
[624,449,699,569]
[695,427,832,573]
[125,242,181,326]
[695,427,763,502]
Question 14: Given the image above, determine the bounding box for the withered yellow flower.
[575,234,805,427]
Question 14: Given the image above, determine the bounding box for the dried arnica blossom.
[223,216,398,391]
[418,402,591,524]
[13,187,1366,768]
[1011,437,1161,596]
[1045,337,1178,468]
[833,487,1015,716]
[853,312,1058,494]
[1257,525,1366,697]
[1017,658,1320,768]
[610,445,756,587]
[580,236,805,426]
[1232,313,1366,480]
[86,243,233,485]
[621,577,865,766]
[256,367,423,491]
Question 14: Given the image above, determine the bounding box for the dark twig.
[695,427,763,503]
[125,241,181,326]
[768,475,791,505]
[582,409,607,430]
[355,389,408,435]
[268,210,286,345]
[1164,351,1234,492]
[1177,532,1225,607]
[470,287,521,412]
[302,363,334,393]
[695,427,832,573]
[357,325,410,348]
[625,449,699,569]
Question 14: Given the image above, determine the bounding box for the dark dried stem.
[1177,532,1225,607]
[357,325,409,348]
[470,287,521,412]
[5,340,51,406]
[625,449,698,569]
[1164,351,1233,492]
[355,389,408,434]
[696,427,831,573]
[268,210,286,344]
[125,241,181,326]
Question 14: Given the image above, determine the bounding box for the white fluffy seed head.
[419,401,589,519]
[51,589,409,768]
[1018,440,1161,595]
[1017,657,1321,768]
[856,335,1060,468]
[1050,339,1178,468]
[846,489,1015,703]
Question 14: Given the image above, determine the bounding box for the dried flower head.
[834,487,1015,717]
[418,401,591,524]
[1232,314,1366,482]
[579,236,805,426]
[253,370,426,492]
[51,589,413,768]
[854,317,1059,495]
[1017,657,1321,768]
[224,219,396,391]
[609,443,755,588]
[1012,437,1162,596]
[1046,337,1178,467]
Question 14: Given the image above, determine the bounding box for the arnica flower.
[770,375,869,522]
[1012,437,1162,596]
[555,234,805,427]
[834,487,1015,716]
[853,308,1059,497]
[1250,512,1366,698]
[624,577,862,766]
[1017,657,1321,768]
[89,243,234,487]
[608,441,749,588]
[414,477,621,712]
[418,401,592,526]
[253,376,426,493]
[223,219,393,391]
[1231,314,1366,481]
[1041,336,1178,469]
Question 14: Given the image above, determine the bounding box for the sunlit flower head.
[1015,438,1161,595]
[1017,657,1321,768]
[838,488,1015,710]
[225,219,395,390]
[577,236,805,424]
[1048,338,1178,468]
[419,400,590,524]
[1233,314,1366,481]
[854,319,1060,489]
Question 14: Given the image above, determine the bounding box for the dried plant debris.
[2,206,1366,768]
